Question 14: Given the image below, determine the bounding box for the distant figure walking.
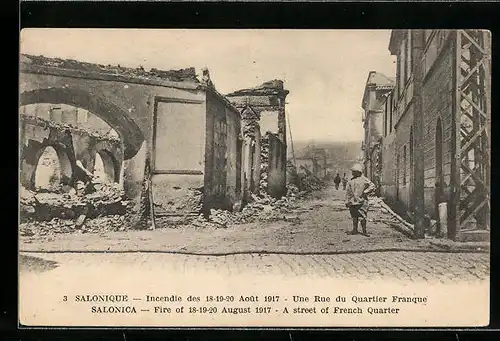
[345,163,376,236]
[341,173,348,190]
[333,173,341,190]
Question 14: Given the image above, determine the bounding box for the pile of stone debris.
[20,215,130,237]
[297,170,326,192]
[19,180,132,236]
[191,184,303,228]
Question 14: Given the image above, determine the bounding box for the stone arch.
[94,150,118,183]
[19,87,144,160]
[91,140,122,183]
[21,141,74,190]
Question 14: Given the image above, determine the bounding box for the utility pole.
[287,113,296,167]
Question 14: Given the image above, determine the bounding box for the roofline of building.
[226,89,290,97]
[202,83,241,117]
[389,29,406,55]
[20,63,201,91]
[361,71,395,110]
[226,80,290,98]
[20,54,201,90]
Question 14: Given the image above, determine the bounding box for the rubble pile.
[21,181,129,221]
[20,214,130,237]
[189,183,302,228]
[20,178,133,235]
[296,168,326,192]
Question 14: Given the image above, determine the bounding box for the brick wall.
[422,44,454,217]
[394,104,414,209]
[380,131,397,201]
[204,91,243,211]
[225,104,243,208]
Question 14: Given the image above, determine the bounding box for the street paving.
[19,185,488,254]
[19,184,490,283]
[20,250,489,284]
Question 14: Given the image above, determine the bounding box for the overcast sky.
[20,29,396,143]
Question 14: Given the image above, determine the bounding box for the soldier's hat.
[351,163,363,173]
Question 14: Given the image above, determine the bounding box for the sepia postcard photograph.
[18,28,491,328]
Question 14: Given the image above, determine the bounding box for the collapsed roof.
[226,80,289,97]
[20,54,199,83]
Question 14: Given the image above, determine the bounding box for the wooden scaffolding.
[450,29,491,238]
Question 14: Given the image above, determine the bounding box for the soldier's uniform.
[345,164,376,235]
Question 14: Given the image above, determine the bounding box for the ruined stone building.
[226,80,289,199]
[19,54,246,224]
[21,104,123,189]
[368,30,490,241]
[361,71,395,195]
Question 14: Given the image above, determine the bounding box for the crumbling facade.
[226,80,289,199]
[361,71,395,196]
[19,54,245,226]
[372,30,491,241]
[20,104,124,190]
[239,105,261,203]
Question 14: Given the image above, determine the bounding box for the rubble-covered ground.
[20,180,134,236]
[19,181,488,254]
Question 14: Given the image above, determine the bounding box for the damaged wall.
[20,117,76,189]
[150,95,206,218]
[226,80,289,199]
[240,106,261,202]
[20,114,124,189]
[19,54,203,221]
[204,89,243,212]
[19,54,261,226]
[226,80,289,143]
[266,133,287,198]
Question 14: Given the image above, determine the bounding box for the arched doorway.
[435,118,444,215]
[34,146,60,190]
[33,145,73,191]
[93,150,118,183]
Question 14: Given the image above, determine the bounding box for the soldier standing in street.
[345,163,376,236]
[333,173,341,190]
[341,173,348,190]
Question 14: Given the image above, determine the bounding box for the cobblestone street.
[19,184,490,254]
[21,249,489,284]
[20,183,490,284]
